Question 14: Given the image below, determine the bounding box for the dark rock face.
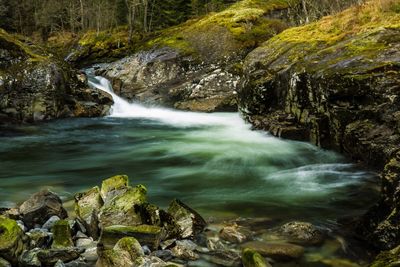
[19,190,68,229]
[94,47,240,112]
[0,29,113,125]
[239,8,400,251]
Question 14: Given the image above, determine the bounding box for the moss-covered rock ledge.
[0,28,113,125]
[238,0,400,258]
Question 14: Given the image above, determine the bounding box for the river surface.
[0,74,379,224]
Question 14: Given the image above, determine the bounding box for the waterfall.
[86,74,246,128]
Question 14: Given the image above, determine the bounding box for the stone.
[75,237,94,248]
[54,260,66,267]
[100,175,129,201]
[19,190,67,229]
[167,199,206,239]
[97,237,144,267]
[36,248,82,266]
[19,249,41,267]
[135,256,166,267]
[0,216,25,264]
[82,246,98,263]
[99,224,163,250]
[0,258,11,267]
[27,228,52,249]
[279,221,324,246]
[99,184,147,228]
[16,220,27,232]
[171,243,199,261]
[241,248,270,267]
[42,216,61,231]
[242,241,304,262]
[52,220,74,249]
[151,250,173,262]
[219,224,251,244]
[205,250,241,267]
[371,245,400,267]
[74,186,103,239]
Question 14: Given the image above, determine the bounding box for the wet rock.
[52,220,74,249]
[167,199,206,239]
[151,250,173,262]
[75,237,94,249]
[19,249,41,267]
[135,203,162,226]
[17,220,27,232]
[242,241,304,262]
[0,216,26,264]
[74,186,103,239]
[42,216,61,231]
[36,248,82,266]
[219,224,252,244]
[98,181,147,228]
[205,250,241,267]
[234,217,275,233]
[279,221,324,246]
[99,224,163,250]
[135,256,166,267]
[0,208,20,220]
[19,190,67,229]
[241,248,270,267]
[27,229,52,249]
[0,258,11,267]
[171,243,199,261]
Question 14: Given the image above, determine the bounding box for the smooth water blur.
[0,75,379,227]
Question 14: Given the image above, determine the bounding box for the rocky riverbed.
[0,175,377,267]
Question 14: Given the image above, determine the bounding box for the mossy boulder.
[239,0,400,250]
[51,220,74,249]
[74,186,103,239]
[242,248,270,267]
[0,216,25,264]
[36,248,81,266]
[99,224,163,250]
[99,184,147,228]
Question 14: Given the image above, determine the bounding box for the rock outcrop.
[0,28,113,125]
[68,0,301,112]
[239,0,400,251]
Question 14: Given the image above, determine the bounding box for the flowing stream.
[0,73,379,262]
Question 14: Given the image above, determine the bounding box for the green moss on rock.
[242,248,270,267]
[51,220,74,249]
[0,216,25,264]
[371,246,400,267]
[100,175,129,200]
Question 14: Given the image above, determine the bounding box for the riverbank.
[0,174,379,267]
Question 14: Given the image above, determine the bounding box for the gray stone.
[279,221,324,246]
[19,249,41,267]
[42,216,61,231]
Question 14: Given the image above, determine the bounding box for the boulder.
[167,199,206,239]
[242,241,304,262]
[19,190,67,229]
[98,183,147,228]
[100,175,129,202]
[219,224,252,244]
[97,237,144,267]
[74,186,103,239]
[205,250,241,267]
[51,220,74,249]
[99,225,163,250]
[0,216,26,264]
[241,248,270,267]
[370,245,400,267]
[171,242,199,261]
[279,221,324,246]
[19,249,41,267]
